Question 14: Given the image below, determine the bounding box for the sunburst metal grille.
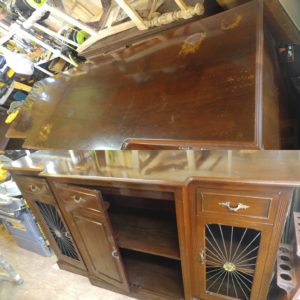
[205,224,261,300]
[36,202,79,261]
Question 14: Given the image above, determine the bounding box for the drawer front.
[196,188,279,222]
[14,175,50,195]
[53,183,103,212]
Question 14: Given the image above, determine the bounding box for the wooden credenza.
[6,1,296,150]
[6,150,300,300]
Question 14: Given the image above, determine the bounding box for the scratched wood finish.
[6,1,288,150]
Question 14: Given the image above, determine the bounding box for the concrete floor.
[0,224,135,300]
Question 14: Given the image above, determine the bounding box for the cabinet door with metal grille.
[195,217,272,300]
[189,182,293,300]
[12,174,84,268]
[21,192,87,274]
[36,201,80,257]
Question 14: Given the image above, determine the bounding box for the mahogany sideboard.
[6,1,295,150]
[5,150,300,300]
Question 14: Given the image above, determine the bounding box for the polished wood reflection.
[5,150,300,186]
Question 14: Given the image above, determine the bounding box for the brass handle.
[29,185,40,192]
[71,195,85,204]
[219,202,250,212]
[112,247,119,260]
[199,249,205,265]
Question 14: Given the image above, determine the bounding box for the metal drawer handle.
[29,185,40,192]
[219,202,250,212]
[112,247,119,260]
[71,195,85,204]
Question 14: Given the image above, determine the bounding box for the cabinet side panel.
[258,189,294,299]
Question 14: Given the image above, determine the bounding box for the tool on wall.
[0,4,81,75]
[0,0,206,57]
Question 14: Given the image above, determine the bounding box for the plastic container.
[2,210,52,257]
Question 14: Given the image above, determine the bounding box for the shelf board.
[110,210,180,260]
[123,251,183,300]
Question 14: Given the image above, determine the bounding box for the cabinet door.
[13,175,86,273]
[52,183,130,292]
[29,197,86,270]
[190,182,292,300]
[194,216,272,300]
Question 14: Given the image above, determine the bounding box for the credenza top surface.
[9,2,265,150]
[5,150,300,187]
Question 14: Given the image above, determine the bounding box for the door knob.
[29,185,40,192]
[199,248,205,265]
[71,195,85,204]
[112,247,119,260]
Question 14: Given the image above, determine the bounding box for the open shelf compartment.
[104,192,181,261]
[121,249,184,300]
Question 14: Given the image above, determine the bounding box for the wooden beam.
[174,0,188,11]
[114,0,148,30]
[279,0,300,31]
[148,0,158,19]
[77,21,136,53]
[265,0,300,43]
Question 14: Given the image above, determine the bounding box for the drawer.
[196,188,279,221]
[53,183,105,212]
[14,175,50,196]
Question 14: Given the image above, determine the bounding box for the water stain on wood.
[179,32,207,56]
[39,123,53,142]
[221,14,243,30]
